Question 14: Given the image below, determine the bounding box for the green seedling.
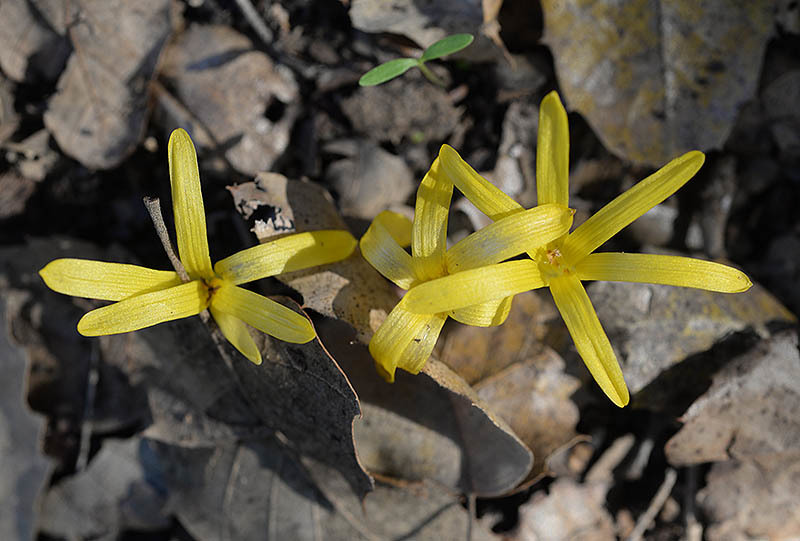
[359,33,474,87]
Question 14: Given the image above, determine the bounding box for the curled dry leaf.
[584,275,795,398]
[160,25,299,176]
[541,0,774,165]
[439,291,581,486]
[44,0,172,169]
[231,174,534,496]
[665,330,800,465]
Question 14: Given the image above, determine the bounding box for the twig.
[143,197,189,282]
[466,492,476,541]
[626,468,678,541]
[233,0,274,45]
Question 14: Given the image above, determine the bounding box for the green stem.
[417,61,446,87]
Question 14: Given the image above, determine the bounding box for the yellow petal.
[77,280,207,336]
[404,260,545,314]
[575,252,752,293]
[537,91,570,206]
[369,302,447,382]
[446,203,573,272]
[359,213,417,290]
[210,283,314,344]
[438,144,522,220]
[562,151,705,263]
[411,157,452,281]
[549,275,629,407]
[39,259,182,301]
[168,128,214,280]
[450,296,513,327]
[215,230,357,285]
[209,306,262,365]
[374,210,413,248]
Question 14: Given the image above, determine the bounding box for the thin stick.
[233,0,274,45]
[626,468,678,541]
[143,197,190,282]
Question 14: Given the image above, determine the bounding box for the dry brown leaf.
[324,139,414,219]
[698,453,800,541]
[160,25,299,176]
[43,0,172,169]
[665,330,800,465]
[0,0,68,83]
[511,478,615,541]
[231,174,534,496]
[439,292,580,485]
[541,0,774,165]
[585,275,796,398]
[350,0,503,63]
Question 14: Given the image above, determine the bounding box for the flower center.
[536,243,574,283]
[202,276,224,303]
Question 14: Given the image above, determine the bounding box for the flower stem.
[143,196,190,282]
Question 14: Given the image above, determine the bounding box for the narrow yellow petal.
[537,91,570,206]
[369,302,447,382]
[404,260,545,314]
[39,259,182,301]
[411,157,452,281]
[446,203,573,272]
[209,306,262,365]
[168,128,214,280]
[450,296,513,327]
[562,151,705,263]
[549,276,629,407]
[210,283,314,344]
[215,230,357,285]
[359,214,417,290]
[374,210,413,248]
[438,144,522,220]
[575,253,752,293]
[77,280,207,336]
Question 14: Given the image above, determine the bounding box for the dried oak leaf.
[0,0,68,83]
[439,291,581,486]
[43,0,172,169]
[541,0,774,166]
[665,330,800,465]
[0,294,52,541]
[160,24,299,176]
[38,438,169,539]
[230,174,534,496]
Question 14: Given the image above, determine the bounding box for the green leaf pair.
[359,34,474,87]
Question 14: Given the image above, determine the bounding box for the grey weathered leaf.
[665,330,800,465]
[43,0,172,169]
[0,0,68,83]
[324,138,414,219]
[541,0,774,165]
[38,438,169,539]
[160,25,299,176]
[0,295,52,541]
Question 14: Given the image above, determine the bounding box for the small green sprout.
[359,33,474,87]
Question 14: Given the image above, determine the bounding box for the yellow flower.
[405,91,751,407]
[39,129,357,364]
[361,158,574,381]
